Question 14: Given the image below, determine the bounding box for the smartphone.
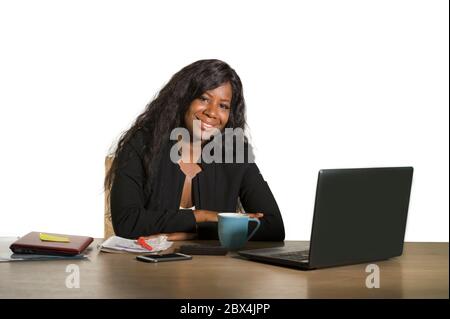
[136,253,192,263]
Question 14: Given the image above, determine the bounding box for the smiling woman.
[105,59,285,241]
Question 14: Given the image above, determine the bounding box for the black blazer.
[110,131,285,241]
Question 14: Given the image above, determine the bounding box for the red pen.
[137,237,153,251]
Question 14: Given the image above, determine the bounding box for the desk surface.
[0,238,448,299]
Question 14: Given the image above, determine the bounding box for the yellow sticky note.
[39,233,70,243]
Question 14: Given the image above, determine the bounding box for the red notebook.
[10,232,94,256]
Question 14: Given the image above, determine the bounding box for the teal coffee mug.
[218,213,261,250]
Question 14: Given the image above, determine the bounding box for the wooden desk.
[0,238,448,299]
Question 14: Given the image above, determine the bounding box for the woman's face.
[184,82,232,141]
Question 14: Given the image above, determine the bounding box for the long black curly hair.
[104,59,248,193]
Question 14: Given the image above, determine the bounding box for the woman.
[105,59,285,241]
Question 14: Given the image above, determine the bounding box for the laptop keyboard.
[269,250,310,261]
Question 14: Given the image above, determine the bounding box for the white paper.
[100,235,172,253]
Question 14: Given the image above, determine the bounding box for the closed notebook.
[10,232,93,256]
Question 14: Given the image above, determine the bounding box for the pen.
[137,237,153,251]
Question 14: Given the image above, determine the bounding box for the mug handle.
[247,218,261,241]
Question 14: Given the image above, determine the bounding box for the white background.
[0,0,448,241]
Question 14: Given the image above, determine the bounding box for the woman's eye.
[220,104,230,110]
[199,96,208,102]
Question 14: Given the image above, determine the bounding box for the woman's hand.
[193,210,264,222]
[246,213,264,219]
[142,232,198,241]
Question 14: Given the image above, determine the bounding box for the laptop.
[238,167,414,270]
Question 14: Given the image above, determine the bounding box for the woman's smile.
[195,115,220,131]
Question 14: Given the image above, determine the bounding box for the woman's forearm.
[193,210,219,223]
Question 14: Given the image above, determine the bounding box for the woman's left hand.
[246,213,264,219]
[142,232,198,241]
